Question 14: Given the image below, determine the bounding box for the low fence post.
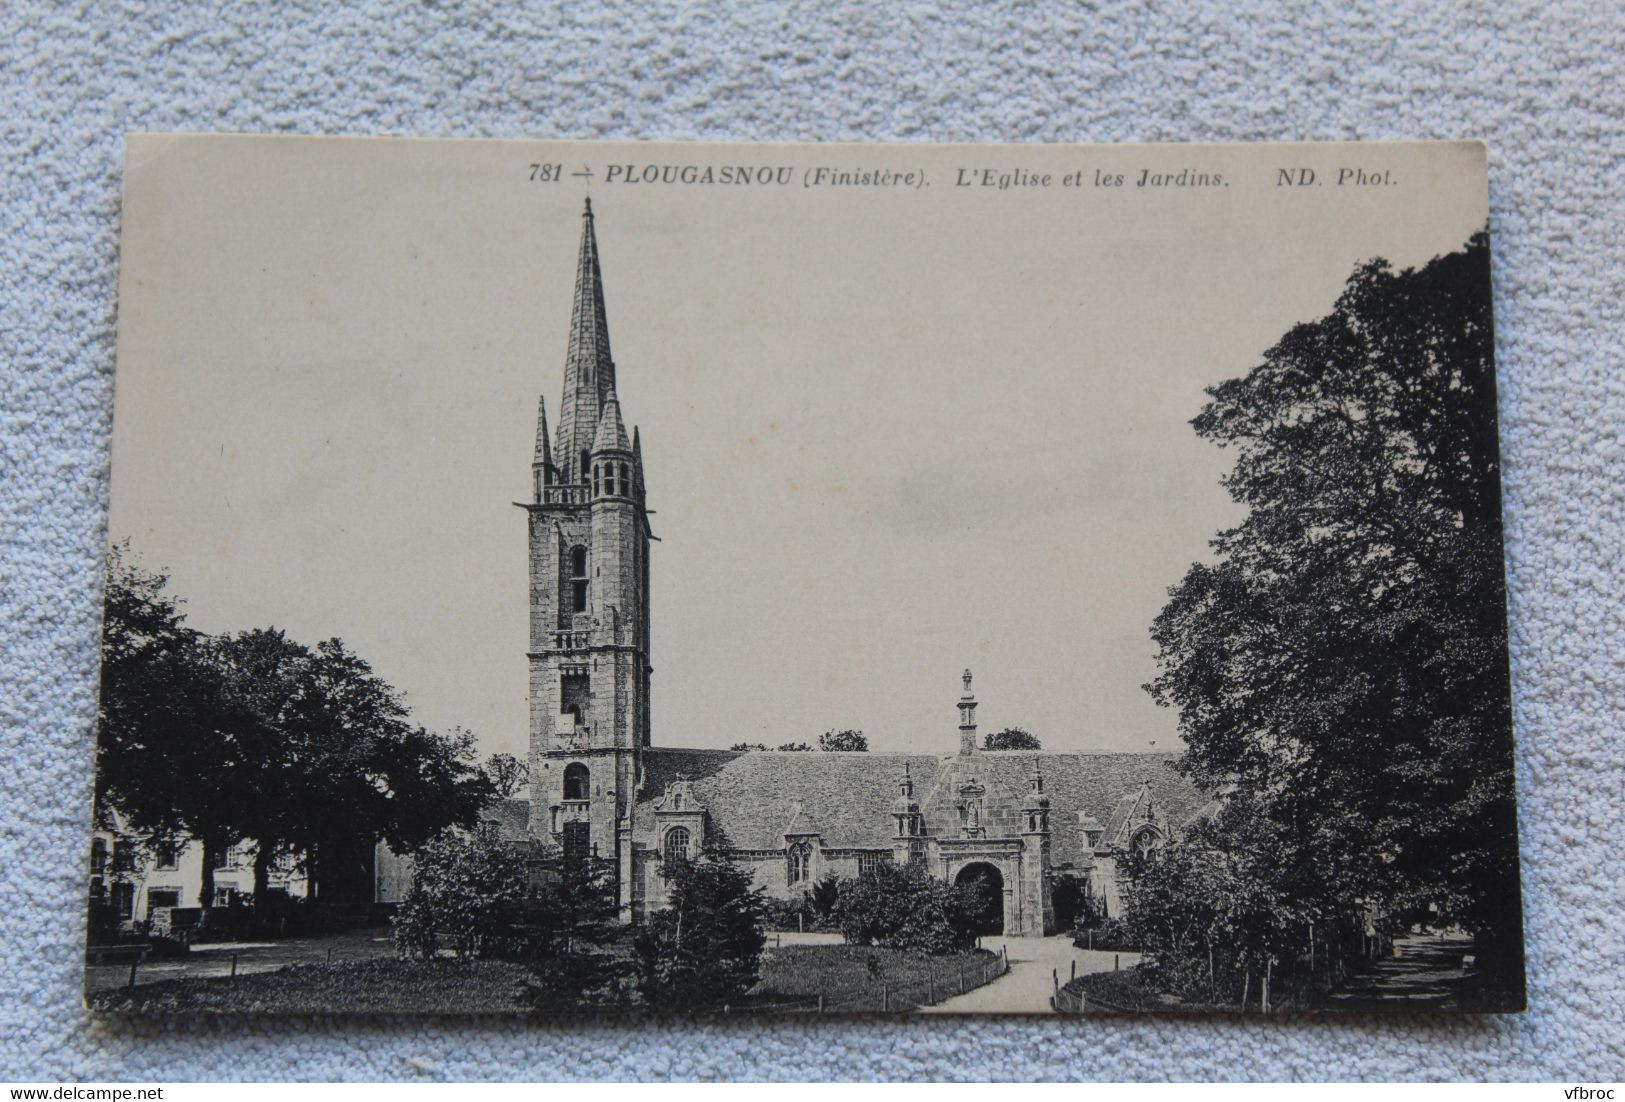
[231,953,239,978]
[1115,953,1120,971]
[817,994,825,1014]
[882,984,889,1013]
[1071,959,1077,981]
[127,954,139,990]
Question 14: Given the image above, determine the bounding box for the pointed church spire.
[593,394,631,454]
[534,394,553,467]
[556,199,617,484]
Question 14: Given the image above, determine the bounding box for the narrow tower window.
[579,450,590,484]
[563,762,589,801]
[561,672,589,724]
[570,546,589,613]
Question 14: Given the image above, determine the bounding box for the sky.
[108,136,1489,759]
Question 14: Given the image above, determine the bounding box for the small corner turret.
[532,394,555,502]
[1022,757,1051,835]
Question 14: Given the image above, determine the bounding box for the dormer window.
[664,827,691,867]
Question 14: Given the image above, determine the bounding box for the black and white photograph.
[86,135,1523,1017]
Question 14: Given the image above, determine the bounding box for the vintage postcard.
[89,135,1523,1015]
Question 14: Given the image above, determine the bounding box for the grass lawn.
[748,944,1000,1013]
[1061,966,1181,1013]
[87,939,1005,1016]
[88,958,539,1014]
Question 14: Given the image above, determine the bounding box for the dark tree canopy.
[96,545,247,904]
[1145,233,1522,994]
[819,729,868,752]
[984,727,1041,751]
[96,549,494,904]
[831,862,983,955]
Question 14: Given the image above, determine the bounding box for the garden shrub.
[831,863,981,955]
[634,857,767,1010]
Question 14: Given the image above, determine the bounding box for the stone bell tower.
[518,201,653,905]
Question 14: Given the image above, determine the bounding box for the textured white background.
[2,0,1621,1082]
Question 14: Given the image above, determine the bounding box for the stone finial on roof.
[957,668,979,757]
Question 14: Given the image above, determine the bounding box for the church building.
[521,202,1208,935]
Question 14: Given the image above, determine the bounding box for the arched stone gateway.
[954,861,1005,935]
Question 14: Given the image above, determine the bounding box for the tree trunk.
[1262,958,1272,1014]
[199,836,219,908]
[306,842,320,902]
[1241,970,1251,1012]
[253,842,273,900]
[1309,922,1316,988]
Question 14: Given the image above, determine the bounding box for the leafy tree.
[831,863,982,955]
[634,855,767,1010]
[983,727,1041,751]
[96,545,248,905]
[483,752,530,799]
[1144,233,1523,996]
[97,549,494,908]
[394,833,631,1006]
[513,853,632,1008]
[210,630,494,902]
[818,729,868,752]
[392,829,528,959]
[807,874,842,926]
[775,741,812,752]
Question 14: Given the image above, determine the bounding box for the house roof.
[633,748,1207,868]
[480,797,533,844]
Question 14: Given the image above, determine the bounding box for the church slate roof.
[633,748,1207,869]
